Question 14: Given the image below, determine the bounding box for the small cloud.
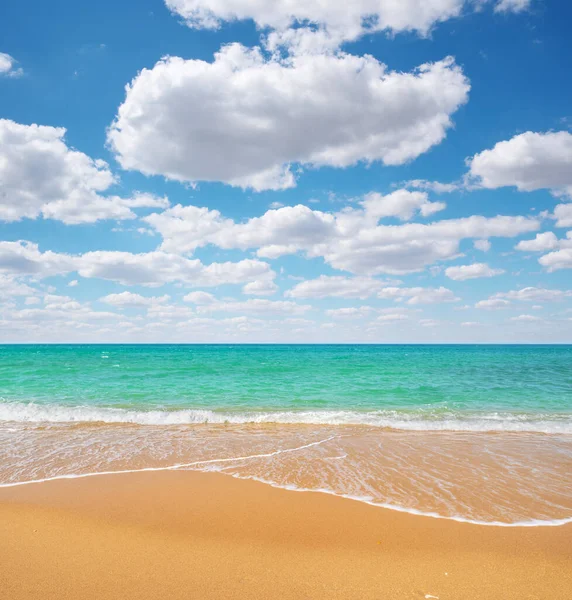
[0,52,24,78]
[474,239,491,252]
[419,318,440,327]
[510,314,542,322]
[136,227,156,236]
[476,298,511,310]
[376,312,409,322]
[78,43,107,55]
[445,263,504,281]
[494,0,532,13]
[404,179,460,194]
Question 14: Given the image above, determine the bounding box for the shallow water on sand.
[1,422,571,525]
[1,345,571,525]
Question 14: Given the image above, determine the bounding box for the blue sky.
[1,0,572,342]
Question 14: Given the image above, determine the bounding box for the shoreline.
[1,470,571,599]
[3,467,572,528]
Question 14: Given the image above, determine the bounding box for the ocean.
[1,344,571,526]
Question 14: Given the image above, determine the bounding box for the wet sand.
[1,470,571,599]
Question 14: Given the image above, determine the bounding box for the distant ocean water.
[1,344,571,525]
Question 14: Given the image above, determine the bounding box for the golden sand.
[1,470,571,599]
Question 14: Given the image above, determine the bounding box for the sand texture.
[1,471,571,599]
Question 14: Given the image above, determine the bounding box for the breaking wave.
[1,401,571,434]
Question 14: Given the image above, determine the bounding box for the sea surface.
[1,344,571,525]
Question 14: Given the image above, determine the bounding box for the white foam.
[0,435,338,487]
[1,458,571,529]
[324,454,348,460]
[1,401,571,434]
[215,472,572,528]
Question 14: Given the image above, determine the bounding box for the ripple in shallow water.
[1,422,571,526]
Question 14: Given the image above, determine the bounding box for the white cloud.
[539,248,572,272]
[67,280,79,287]
[183,291,217,304]
[404,179,460,194]
[196,298,311,316]
[0,240,275,289]
[165,0,528,49]
[494,0,531,13]
[165,0,465,41]
[0,119,116,222]
[419,318,440,327]
[5,294,123,331]
[376,312,410,322]
[553,204,572,227]
[473,239,491,252]
[274,211,538,275]
[326,307,374,319]
[145,205,237,255]
[0,120,166,224]
[0,52,23,78]
[41,193,167,225]
[478,287,572,307]
[0,275,37,299]
[515,231,559,252]
[100,292,171,307]
[108,46,469,191]
[0,241,76,277]
[145,197,539,275]
[467,131,572,198]
[13,306,120,324]
[149,191,446,256]
[43,294,82,311]
[77,251,275,288]
[286,276,388,299]
[500,287,572,302]
[242,279,278,296]
[377,286,459,304]
[117,192,170,209]
[510,314,542,322]
[360,190,446,221]
[527,232,572,270]
[475,298,511,309]
[445,262,504,280]
[146,304,196,321]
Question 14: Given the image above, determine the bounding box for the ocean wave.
[1,401,571,433]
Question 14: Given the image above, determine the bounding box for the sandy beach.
[1,470,570,600]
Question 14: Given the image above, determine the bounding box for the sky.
[1,0,572,343]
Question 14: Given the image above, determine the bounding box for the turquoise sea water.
[1,344,571,426]
[1,345,571,525]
